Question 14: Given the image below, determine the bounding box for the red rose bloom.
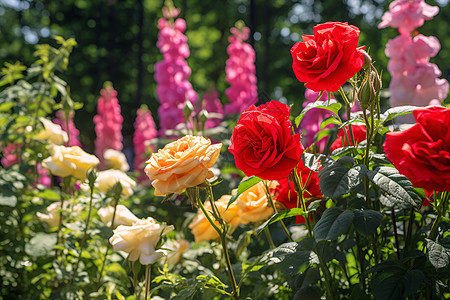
[229,100,302,180]
[330,125,367,152]
[384,106,450,193]
[291,22,365,92]
[274,160,322,223]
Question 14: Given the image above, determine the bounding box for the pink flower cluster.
[133,105,157,182]
[225,25,258,115]
[379,0,448,107]
[1,143,20,167]
[155,6,198,135]
[199,88,224,129]
[54,111,82,147]
[93,84,124,166]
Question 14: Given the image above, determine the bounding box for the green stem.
[264,227,275,250]
[362,108,372,209]
[338,87,356,146]
[355,232,367,292]
[391,210,401,260]
[145,265,151,300]
[428,192,449,239]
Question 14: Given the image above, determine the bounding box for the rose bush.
[384,106,450,193]
[229,100,302,180]
[145,135,222,196]
[291,21,365,92]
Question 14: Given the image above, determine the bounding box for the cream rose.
[188,195,240,243]
[98,204,140,228]
[42,145,100,180]
[37,201,82,227]
[34,117,68,145]
[95,170,136,198]
[104,149,130,172]
[144,135,222,196]
[165,239,190,268]
[236,181,276,225]
[110,217,174,265]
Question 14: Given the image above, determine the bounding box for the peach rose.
[37,201,82,227]
[95,170,136,198]
[103,149,130,172]
[165,239,190,268]
[98,204,140,228]
[110,217,174,265]
[144,135,222,196]
[42,145,99,180]
[236,180,276,225]
[34,117,68,145]
[188,195,240,243]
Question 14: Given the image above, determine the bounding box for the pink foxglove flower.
[1,143,20,167]
[378,0,439,36]
[225,24,258,115]
[36,163,51,187]
[155,5,197,135]
[133,105,157,182]
[54,111,82,147]
[199,88,224,129]
[93,84,124,167]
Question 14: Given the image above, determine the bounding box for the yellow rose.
[98,204,140,228]
[37,201,82,227]
[42,145,100,180]
[110,217,174,265]
[188,195,240,243]
[95,170,136,198]
[144,135,222,196]
[34,117,68,145]
[104,149,130,172]
[165,239,190,268]
[236,181,276,225]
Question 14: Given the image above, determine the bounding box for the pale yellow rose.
[98,204,140,228]
[95,170,136,198]
[37,201,82,227]
[165,239,190,268]
[104,149,130,172]
[236,181,276,225]
[188,195,240,243]
[42,145,100,180]
[144,135,222,196]
[34,117,68,145]
[110,217,174,265]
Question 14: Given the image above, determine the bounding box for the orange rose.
[188,195,240,243]
[144,135,222,196]
[236,181,276,225]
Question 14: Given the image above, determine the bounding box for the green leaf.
[353,210,384,237]
[25,233,57,257]
[0,194,17,207]
[34,189,60,201]
[381,106,417,124]
[295,100,342,127]
[256,208,305,235]
[320,115,342,129]
[313,207,354,242]
[227,176,263,208]
[0,102,14,112]
[318,157,367,198]
[302,153,332,172]
[367,166,422,209]
[426,239,450,269]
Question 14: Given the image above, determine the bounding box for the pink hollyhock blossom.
[94,84,124,167]
[225,25,258,115]
[297,89,333,152]
[378,0,439,35]
[199,88,224,129]
[1,143,20,167]
[133,105,157,182]
[155,5,197,135]
[54,111,82,147]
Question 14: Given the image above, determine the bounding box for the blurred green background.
[0,0,449,151]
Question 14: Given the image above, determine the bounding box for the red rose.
[291,22,365,92]
[229,100,302,180]
[330,124,367,152]
[384,106,450,193]
[274,160,322,223]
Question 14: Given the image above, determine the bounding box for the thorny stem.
[428,191,449,239]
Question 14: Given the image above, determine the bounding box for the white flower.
[96,170,136,198]
[164,239,190,268]
[37,201,82,227]
[110,217,174,265]
[35,117,68,145]
[104,149,130,172]
[98,204,140,228]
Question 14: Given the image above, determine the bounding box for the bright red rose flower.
[291,22,366,92]
[229,100,302,180]
[384,106,450,193]
[274,160,322,224]
[330,124,367,152]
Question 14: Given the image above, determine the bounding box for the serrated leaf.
[353,210,383,236]
[295,100,342,127]
[318,157,367,198]
[381,106,417,124]
[256,208,305,235]
[426,239,450,269]
[302,153,332,172]
[313,207,354,242]
[227,176,263,208]
[367,166,422,209]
